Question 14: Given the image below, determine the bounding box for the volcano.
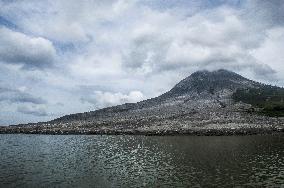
[2,69,284,135]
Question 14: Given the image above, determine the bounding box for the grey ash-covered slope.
[55,69,257,120]
[3,69,284,135]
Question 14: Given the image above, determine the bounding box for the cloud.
[1,1,278,77]
[17,105,48,117]
[250,27,284,83]
[81,90,144,108]
[121,6,276,78]
[0,87,46,104]
[244,0,284,27]
[0,27,56,69]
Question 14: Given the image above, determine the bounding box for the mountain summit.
[2,69,284,135]
[163,69,257,98]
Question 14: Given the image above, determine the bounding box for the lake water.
[0,134,283,187]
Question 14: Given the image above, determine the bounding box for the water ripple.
[0,134,283,187]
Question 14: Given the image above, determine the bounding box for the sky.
[0,0,284,125]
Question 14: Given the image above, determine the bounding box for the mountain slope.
[2,69,284,135]
[233,85,284,117]
[54,69,258,121]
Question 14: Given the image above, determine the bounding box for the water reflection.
[0,134,283,187]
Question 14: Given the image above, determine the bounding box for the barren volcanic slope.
[2,69,284,135]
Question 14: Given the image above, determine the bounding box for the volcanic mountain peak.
[189,69,246,80]
[165,69,257,98]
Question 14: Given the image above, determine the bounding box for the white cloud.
[112,0,137,14]
[82,90,144,108]
[0,27,56,69]
[42,22,89,43]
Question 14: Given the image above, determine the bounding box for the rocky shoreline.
[0,126,283,136]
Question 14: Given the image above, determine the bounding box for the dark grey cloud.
[17,105,48,117]
[249,63,277,80]
[245,0,284,27]
[9,93,46,104]
[123,34,169,71]
[0,87,46,104]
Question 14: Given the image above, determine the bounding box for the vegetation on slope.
[232,85,284,117]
